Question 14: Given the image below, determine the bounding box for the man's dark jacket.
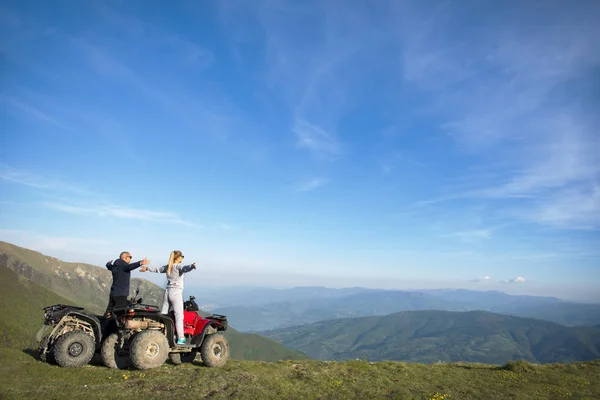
[106,259,143,297]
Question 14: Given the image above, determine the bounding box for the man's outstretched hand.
[192,263,196,269]
[141,258,150,265]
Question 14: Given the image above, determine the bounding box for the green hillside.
[0,241,164,314]
[0,266,73,349]
[0,347,598,400]
[263,310,600,364]
[0,242,306,362]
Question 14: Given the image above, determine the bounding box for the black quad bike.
[36,304,106,368]
[100,294,230,370]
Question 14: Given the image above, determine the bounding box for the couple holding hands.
[106,250,196,345]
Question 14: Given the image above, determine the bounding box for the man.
[105,251,150,313]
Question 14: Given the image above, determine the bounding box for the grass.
[1,348,598,400]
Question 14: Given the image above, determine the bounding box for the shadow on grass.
[22,348,38,360]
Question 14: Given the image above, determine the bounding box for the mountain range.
[262,310,600,364]
[203,287,600,332]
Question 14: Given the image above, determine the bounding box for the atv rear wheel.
[130,330,169,370]
[101,333,132,369]
[53,331,95,368]
[200,333,229,367]
[169,350,198,365]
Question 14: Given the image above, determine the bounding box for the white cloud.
[501,276,526,284]
[469,276,491,283]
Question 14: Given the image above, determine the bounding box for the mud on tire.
[53,331,95,368]
[101,333,133,369]
[130,330,169,370]
[200,333,229,367]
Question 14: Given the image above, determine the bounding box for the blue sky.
[1,0,599,301]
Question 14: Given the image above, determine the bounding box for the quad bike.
[36,304,106,368]
[101,293,230,370]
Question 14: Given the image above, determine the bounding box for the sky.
[1,0,599,302]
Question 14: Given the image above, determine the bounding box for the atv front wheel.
[101,333,132,369]
[53,331,95,368]
[200,333,229,367]
[129,330,169,370]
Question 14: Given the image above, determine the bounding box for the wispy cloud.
[0,94,73,132]
[66,34,249,146]
[0,166,97,197]
[295,177,329,192]
[293,119,341,159]
[94,2,215,69]
[0,166,56,189]
[218,223,239,231]
[1,166,196,227]
[444,229,492,241]
[516,185,600,230]
[399,2,600,230]
[44,202,196,226]
[227,2,381,162]
[379,151,427,174]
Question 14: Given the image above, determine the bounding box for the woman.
[141,250,196,345]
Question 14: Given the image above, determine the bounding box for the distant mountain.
[0,241,308,362]
[214,290,455,332]
[210,286,600,332]
[417,289,600,326]
[416,289,564,310]
[263,310,600,364]
[188,285,376,309]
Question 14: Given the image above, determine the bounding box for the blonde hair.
[167,250,183,276]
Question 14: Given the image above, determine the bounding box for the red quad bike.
[101,293,230,370]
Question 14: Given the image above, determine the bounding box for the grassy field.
[1,348,598,400]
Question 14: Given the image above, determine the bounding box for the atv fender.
[190,322,223,347]
[64,311,104,346]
